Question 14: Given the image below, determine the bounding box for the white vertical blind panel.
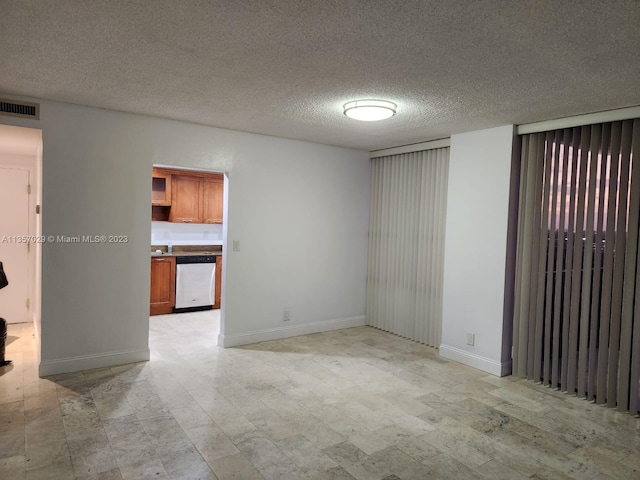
[366,148,449,346]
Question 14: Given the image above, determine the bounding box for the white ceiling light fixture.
[344,99,396,121]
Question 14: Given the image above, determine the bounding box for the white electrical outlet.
[466,333,475,346]
[283,309,290,322]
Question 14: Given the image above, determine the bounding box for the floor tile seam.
[0,388,26,406]
[234,442,294,471]
[158,444,216,478]
[472,427,565,464]
[322,411,378,434]
[395,444,443,467]
[91,387,135,408]
[566,446,635,477]
[493,404,581,440]
[275,439,338,475]
[30,386,66,437]
[537,409,615,442]
[25,436,72,470]
[104,420,159,455]
[417,428,494,467]
[495,436,600,480]
[516,441,602,480]
[192,438,239,464]
[0,423,28,467]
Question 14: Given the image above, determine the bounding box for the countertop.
[151,245,222,258]
[151,251,221,258]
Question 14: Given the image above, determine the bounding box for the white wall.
[441,125,515,376]
[0,99,371,375]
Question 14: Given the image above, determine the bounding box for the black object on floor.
[0,318,11,366]
[0,261,7,289]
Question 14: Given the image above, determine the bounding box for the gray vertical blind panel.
[597,122,622,405]
[552,130,571,388]
[577,125,599,399]
[560,127,579,391]
[606,121,631,408]
[534,133,553,382]
[512,138,524,375]
[612,120,636,410]
[630,220,640,413]
[607,121,632,407]
[514,134,543,377]
[366,148,449,347]
[513,119,639,413]
[543,131,560,385]
[618,120,640,410]
[588,124,611,401]
[567,126,590,394]
[527,134,545,380]
[525,136,544,380]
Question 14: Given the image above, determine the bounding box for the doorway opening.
[149,164,227,344]
[0,124,43,361]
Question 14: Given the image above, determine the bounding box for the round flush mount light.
[343,99,396,121]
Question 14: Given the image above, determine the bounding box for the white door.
[0,167,30,323]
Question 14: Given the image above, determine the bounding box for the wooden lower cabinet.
[150,256,176,315]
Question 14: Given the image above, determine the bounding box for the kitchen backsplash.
[151,221,223,246]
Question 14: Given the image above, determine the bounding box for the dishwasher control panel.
[175,255,216,264]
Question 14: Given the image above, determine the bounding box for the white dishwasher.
[174,255,216,312]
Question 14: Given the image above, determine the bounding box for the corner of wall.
[439,344,512,377]
[39,348,150,377]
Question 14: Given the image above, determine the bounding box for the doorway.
[0,125,43,342]
[0,167,30,323]
[149,164,227,342]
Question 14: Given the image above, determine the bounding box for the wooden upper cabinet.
[152,168,172,206]
[169,175,203,223]
[153,168,224,224]
[202,175,224,224]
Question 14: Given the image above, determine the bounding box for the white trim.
[517,106,640,135]
[39,347,150,377]
[217,316,366,348]
[439,344,511,377]
[370,138,450,158]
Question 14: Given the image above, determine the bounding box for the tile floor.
[1,312,639,479]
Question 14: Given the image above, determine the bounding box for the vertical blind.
[513,119,640,413]
[366,148,449,347]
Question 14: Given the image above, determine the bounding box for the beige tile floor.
[1,312,639,480]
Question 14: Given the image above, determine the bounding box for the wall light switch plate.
[233,240,240,251]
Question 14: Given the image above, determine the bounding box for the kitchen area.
[150,167,224,317]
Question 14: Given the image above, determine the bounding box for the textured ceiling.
[1,0,639,151]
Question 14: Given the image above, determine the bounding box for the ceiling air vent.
[0,98,40,120]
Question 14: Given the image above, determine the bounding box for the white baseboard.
[218,316,366,348]
[439,344,512,377]
[39,347,150,377]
